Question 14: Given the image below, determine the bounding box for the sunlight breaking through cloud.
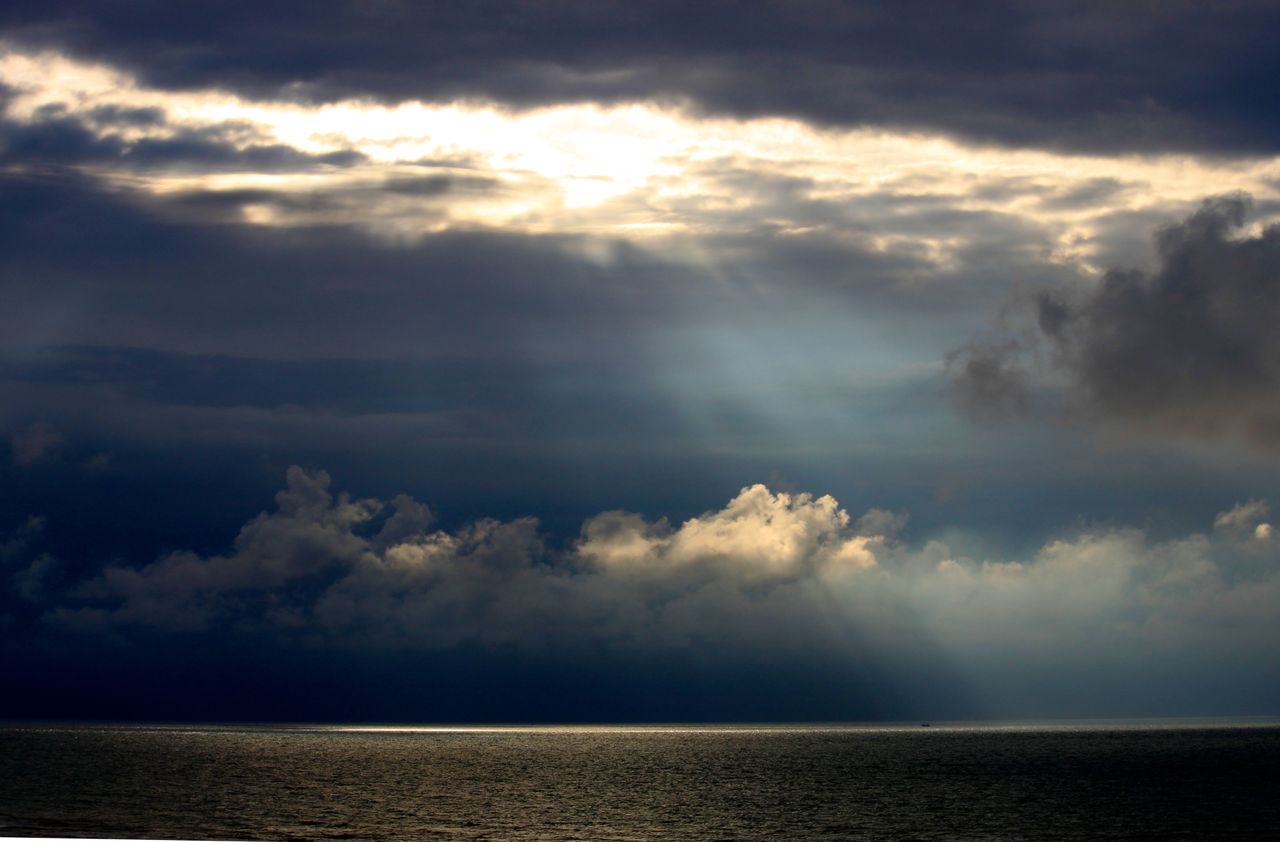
[4,42,1279,253]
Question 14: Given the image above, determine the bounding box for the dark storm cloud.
[3,1,1279,154]
[951,194,1280,449]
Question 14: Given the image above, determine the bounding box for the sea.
[1,721,1278,840]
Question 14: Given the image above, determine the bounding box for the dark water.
[2,722,1278,840]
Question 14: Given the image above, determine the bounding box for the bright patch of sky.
[4,43,1279,268]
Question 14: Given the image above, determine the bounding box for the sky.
[3,1,1280,723]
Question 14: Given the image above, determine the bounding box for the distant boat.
[920,722,932,727]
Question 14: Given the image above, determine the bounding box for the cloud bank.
[35,466,1280,717]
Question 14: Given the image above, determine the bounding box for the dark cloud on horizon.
[2,0,1279,155]
[951,194,1280,450]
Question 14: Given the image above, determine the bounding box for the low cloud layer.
[951,194,1280,450]
[31,466,1280,717]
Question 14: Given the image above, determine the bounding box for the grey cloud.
[0,111,366,172]
[63,466,374,631]
[854,508,909,539]
[371,494,434,550]
[946,339,1031,421]
[1214,499,1269,533]
[951,194,1280,450]
[84,104,166,126]
[1213,499,1274,550]
[1073,205,1193,274]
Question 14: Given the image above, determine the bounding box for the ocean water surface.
[2,721,1278,840]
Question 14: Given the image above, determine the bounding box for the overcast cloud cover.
[3,1,1280,722]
